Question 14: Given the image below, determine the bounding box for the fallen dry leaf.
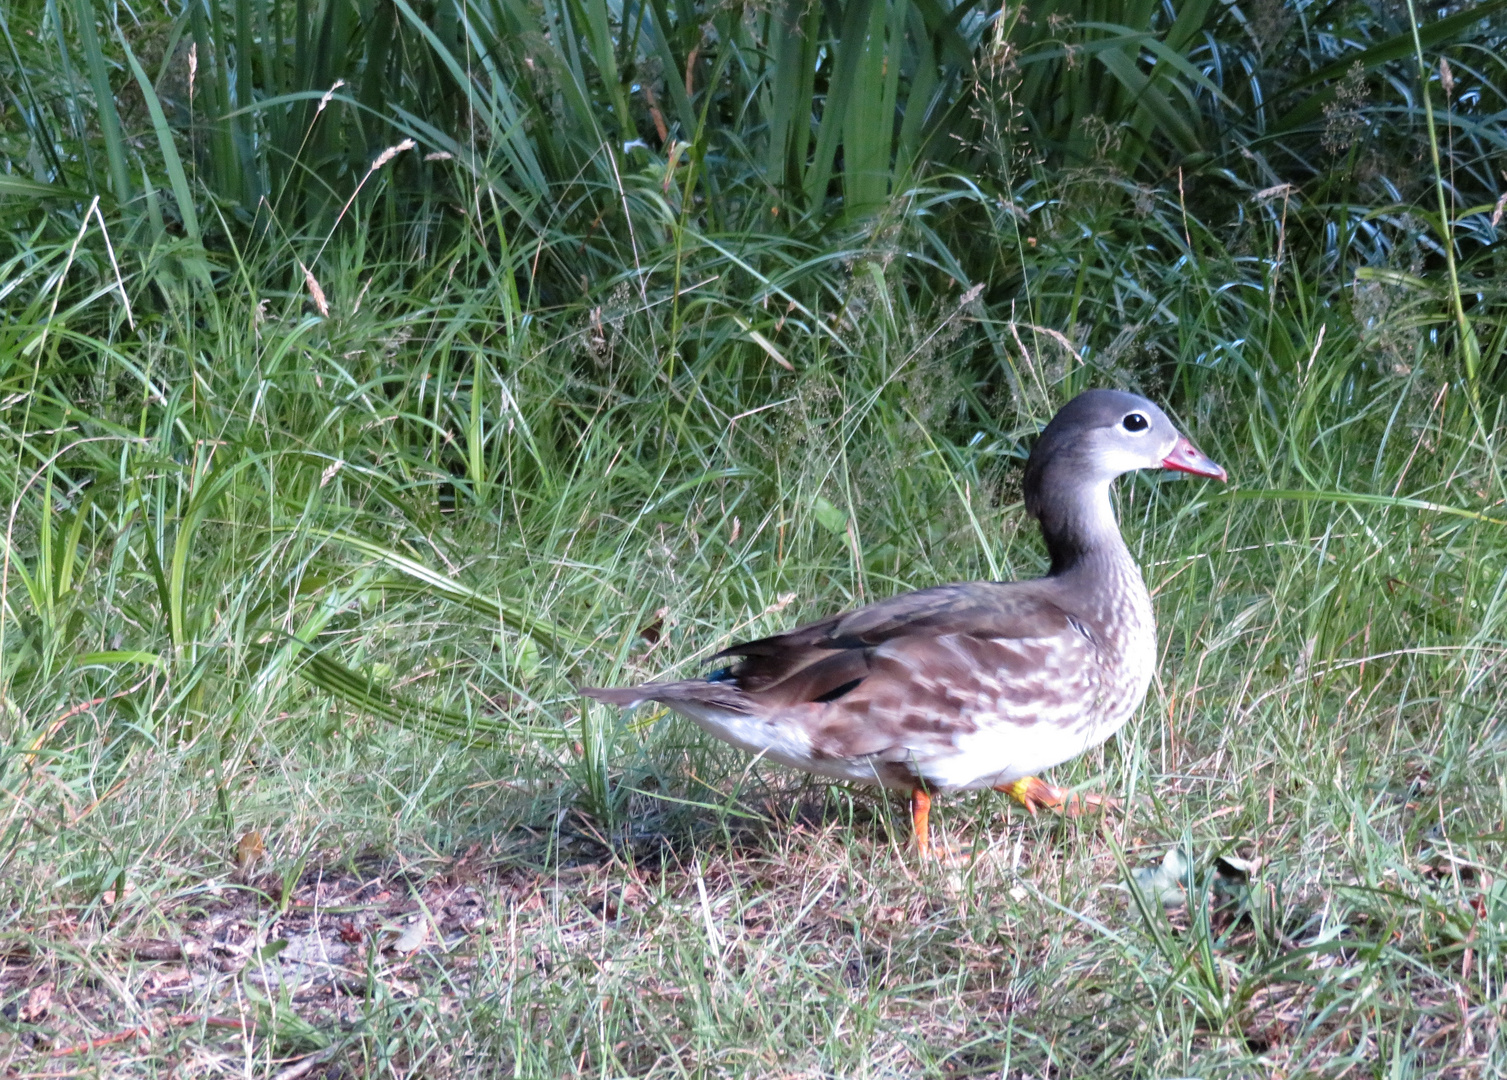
[235,831,265,870]
[20,982,53,1022]
[389,918,429,954]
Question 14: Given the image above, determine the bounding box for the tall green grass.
[4,0,1503,285]
[3,201,1506,1071]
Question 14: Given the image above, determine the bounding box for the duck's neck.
[1031,471,1156,670]
[1035,476,1138,580]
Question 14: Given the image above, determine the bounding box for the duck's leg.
[997,777,1115,817]
[910,786,933,856]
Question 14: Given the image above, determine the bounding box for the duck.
[582,390,1226,855]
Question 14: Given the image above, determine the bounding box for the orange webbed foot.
[910,786,933,857]
[907,787,973,866]
[996,776,1118,817]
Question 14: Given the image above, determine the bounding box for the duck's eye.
[1123,413,1149,432]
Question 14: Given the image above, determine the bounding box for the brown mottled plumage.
[583,390,1226,854]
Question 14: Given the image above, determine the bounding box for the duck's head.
[1024,390,1225,537]
[1025,389,1224,494]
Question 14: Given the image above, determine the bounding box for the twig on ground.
[49,1014,251,1056]
[271,1048,337,1080]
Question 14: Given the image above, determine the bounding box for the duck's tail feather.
[578,685,650,706]
[579,679,750,713]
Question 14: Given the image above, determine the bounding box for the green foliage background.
[2,0,1507,1073]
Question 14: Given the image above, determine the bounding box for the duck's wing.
[582,582,1097,740]
[796,625,1099,761]
[710,581,1096,717]
[720,582,1071,658]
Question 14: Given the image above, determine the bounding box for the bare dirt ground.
[2,785,1498,1078]
[2,852,503,1076]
